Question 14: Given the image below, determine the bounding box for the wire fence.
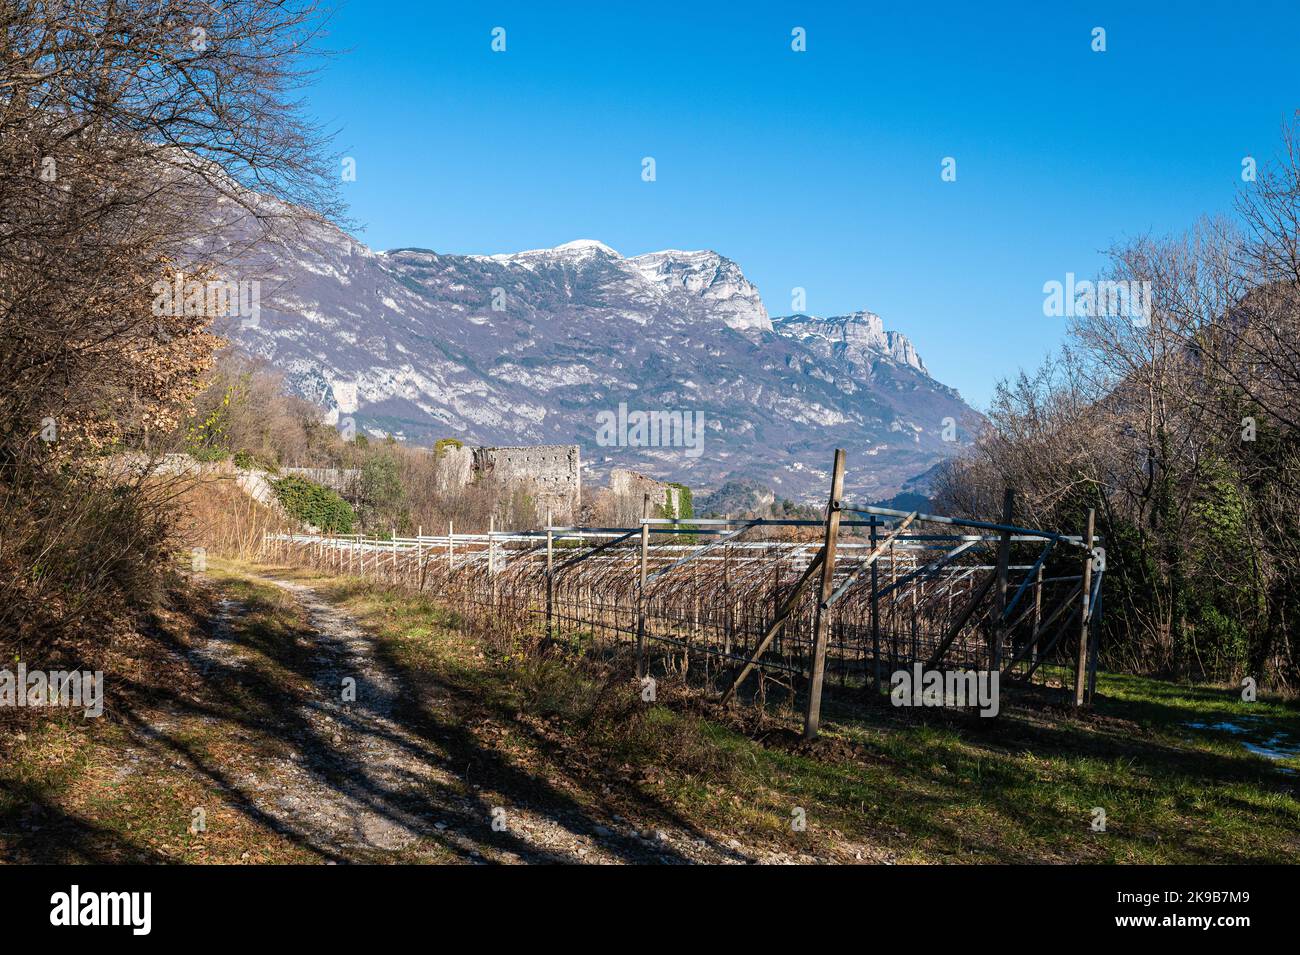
[261,453,1103,735]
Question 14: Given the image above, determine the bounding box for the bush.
[662,483,697,542]
[272,476,355,533]
[233,450,277,473]
[357,454,407,530]
[1,466,175,660]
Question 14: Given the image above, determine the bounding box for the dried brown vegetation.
[934,115,1300,689]
[1,1,337,658]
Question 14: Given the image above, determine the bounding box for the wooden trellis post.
[545,509,554,640]
[870,519,880,692]
[804,449,846,740]
[723,526,732,657]
[1030,563,1044,672]
[991,488,1014,671]
[1074,508,1096,707]
[489,516,498,605]
[637,494,650,678]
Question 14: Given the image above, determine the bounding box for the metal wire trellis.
[261,452,1103,737]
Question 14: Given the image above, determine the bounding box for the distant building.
[438,443,582,521]
[607,468,682,517]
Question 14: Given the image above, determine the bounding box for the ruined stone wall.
[468,445,581,521]
[279,467,361,498]
[604,468,680,522]
[436,445,474,494]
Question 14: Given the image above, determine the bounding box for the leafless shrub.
[1,1,338,656]
[935,114,1300,687]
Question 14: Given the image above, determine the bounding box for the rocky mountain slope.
[208,204,981,501]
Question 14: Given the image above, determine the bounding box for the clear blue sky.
[306,1,1300,407]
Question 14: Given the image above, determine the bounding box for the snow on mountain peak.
[210,206,973,500]
[554,239,619,255]
[625,249,770,332]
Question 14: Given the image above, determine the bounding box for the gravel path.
[197,573,802,864]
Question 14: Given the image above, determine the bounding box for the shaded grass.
[249,559,1300,864]
[0,570,326,864]
[8,555,1296,864]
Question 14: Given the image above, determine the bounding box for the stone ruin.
[604,468,682,521]
[432,445,687,528]
[437,443,582,521]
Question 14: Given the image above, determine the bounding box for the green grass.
[244,560,1300,864]
[7,556,1296,864]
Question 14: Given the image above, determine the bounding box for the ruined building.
[605,468,682,520]
[437,443,582,521]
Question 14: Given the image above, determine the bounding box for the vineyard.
[264,451,1104,737]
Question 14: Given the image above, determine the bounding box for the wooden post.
[870,519,880,693]
[910,554,919,665]
[1073,508,1096,707]
[1086,584,1102,703]
[637,495,650,679]
[416,526,423,591]
[489,516,498,605]
[1030,563,1044,673]
[723,525,732,657]
[803,448,846,741]
[991,488,1015,671]
[545,509,554,641]
[723,551,833,705]
[391,529,397,584]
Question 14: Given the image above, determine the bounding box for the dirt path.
[199,583,444,856]
[196,571,783,864]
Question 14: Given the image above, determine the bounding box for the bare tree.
[0,1,339,650]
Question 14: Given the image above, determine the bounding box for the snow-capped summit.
[626,248,770,332]
[208,206,975,501]
[445,240,769,332]
[553,238,619,255]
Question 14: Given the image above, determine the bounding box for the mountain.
[207,205,982,502]
[774,311,927,374]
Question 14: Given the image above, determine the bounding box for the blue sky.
[306,1,1300,407]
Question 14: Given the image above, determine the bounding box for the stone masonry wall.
[607,468,681,518]
[467,444,582,520]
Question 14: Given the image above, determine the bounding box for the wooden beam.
[803,449,847,740]
[924,572,995,671]
[826,511,919,606]
[1021,601,1081,683]
[555,528,638,575]
[991,488,1014,670]
[720,549,826,705]
[1073,508,1096,707]
[636,495,650,679]
[1001,583,1081,677]
[545,512,554,641]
